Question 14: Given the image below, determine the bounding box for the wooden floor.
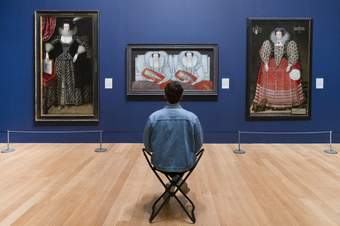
[0,143,339,226]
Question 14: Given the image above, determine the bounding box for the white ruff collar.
[59,26,77,37]
[179,51,201,69]
[144,51,167,69]
[270,30,290,47]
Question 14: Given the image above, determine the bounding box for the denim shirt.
[143,104,203,172]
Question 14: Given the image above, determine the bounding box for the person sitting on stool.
[143,81,203,193]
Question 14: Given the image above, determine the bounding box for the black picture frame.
[34,11,99,123]
[126,44,219,96]
[246,18,312,120]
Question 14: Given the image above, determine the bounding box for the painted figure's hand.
[73,53,79,63]
[264,63,269,72]
[192,78,202,85]
[77,45,86,54]
[286,64,292,72]
[45,43,53,52]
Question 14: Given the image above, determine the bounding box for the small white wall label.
[316,78,324,89]
[222,78,230,89]
[105,78,113,89]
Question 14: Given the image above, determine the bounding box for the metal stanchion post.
[233,131,246,154]
[95,131,108,152]
[1,130,15,153]
[324,131,337,154]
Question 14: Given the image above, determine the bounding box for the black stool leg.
[173,188,196,223]
[149,191,170,222]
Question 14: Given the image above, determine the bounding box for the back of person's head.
[164,81,184,104]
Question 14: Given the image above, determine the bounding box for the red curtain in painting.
[42,16,56,42]
[42,16,57,87]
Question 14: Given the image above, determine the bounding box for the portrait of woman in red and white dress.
[253,28,305,111]
[247,19,312,120]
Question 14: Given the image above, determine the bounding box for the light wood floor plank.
[0,143,339,226]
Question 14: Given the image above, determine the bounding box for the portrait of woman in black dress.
[35,11,99,122]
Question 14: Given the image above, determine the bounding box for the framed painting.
[34,11,99,122]
[127,44,218,96]
[246,18,312,120]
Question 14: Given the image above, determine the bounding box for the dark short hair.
[164,81,183,104]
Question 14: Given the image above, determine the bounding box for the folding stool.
[142,148,204,223]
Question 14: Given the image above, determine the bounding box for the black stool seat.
[142,148,204,223]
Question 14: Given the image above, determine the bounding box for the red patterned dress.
[253,39,305,110]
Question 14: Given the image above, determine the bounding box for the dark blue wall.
[0,0,339,143]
